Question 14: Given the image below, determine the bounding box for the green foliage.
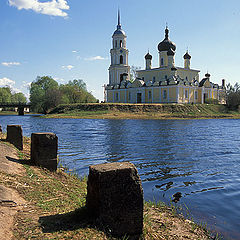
[30,76,97,113]
[0,87,11,102]
[204,98,219,104]
[226,82,240,110]
[30,76,60,113]
[11,92,27,103]
[60,79,96,104]
[0,86,27,103]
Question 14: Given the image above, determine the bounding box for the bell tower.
[109,10,130,85]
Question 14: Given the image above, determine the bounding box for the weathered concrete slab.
[31,133,58,171]
[87,162,143,238]
[6,125,23,150]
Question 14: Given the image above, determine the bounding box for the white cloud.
[84,56,108,61]
[2,62,21,67]
[8,0,70,17]
[11,87,22,93]
[22,81,31,88]
[62,65,74,70]
[0,77,16,87]
[72,50,77,53]
[53,77,65,82]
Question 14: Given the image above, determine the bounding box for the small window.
[115,92,119,101]
[153,76,156,82]
[165,75,167,80]
[195,91,198,100]
[186,76,188,81]
[120,55,123,64]
[115,40,117,48]
[148,91,152,99]
[185,89,188,98]
[163,90,167,99]
[161,58,164,66]
[129,92,131,101]
[120,40,123,48]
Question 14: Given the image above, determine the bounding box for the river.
[1,115,240,239]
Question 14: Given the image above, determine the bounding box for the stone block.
[7,125,23,150]
[31,133,58,171]
[86,162,143,238]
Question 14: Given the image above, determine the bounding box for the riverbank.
[45,103,240,119]
[0,134,216,239]
[0,111,38,115]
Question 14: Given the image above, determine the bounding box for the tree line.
[30,76,97,113]
[0,76,239,113]
[0,86,27,103]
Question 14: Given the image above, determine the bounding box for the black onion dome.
[205,73,211,78]
[145,52,152,60]
[158,27,176,52]
[167,48,175,56]
[184,51,191,59]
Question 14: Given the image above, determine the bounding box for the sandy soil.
[0,142,27,240]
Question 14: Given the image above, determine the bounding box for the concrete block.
[87,162,143,238]
[31,133,58,171]
[7,125,23,150]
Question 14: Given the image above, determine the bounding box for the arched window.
[120,55,123,64]
[161,58,164,66]
[120,40,123,48]
[115,40,117,48]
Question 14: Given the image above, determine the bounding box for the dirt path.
[0,142,27,240]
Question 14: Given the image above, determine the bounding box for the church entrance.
[137,93,142,103]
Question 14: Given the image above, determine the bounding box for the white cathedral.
[105,12,226,104]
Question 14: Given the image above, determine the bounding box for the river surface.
[0,115,240,239]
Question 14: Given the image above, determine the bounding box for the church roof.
[158,27,176,52]
[113,28,126,36]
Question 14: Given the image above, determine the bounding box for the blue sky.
[0,0,240,101]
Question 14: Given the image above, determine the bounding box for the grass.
[44,103,240,120]
[43,110,110,119]
[0,134,219,239]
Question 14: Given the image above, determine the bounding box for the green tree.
[60,79,96,104]
[0,87,12,103]
[11,92,27,103]
[30,76,97,113]
[226,82,240,110]
[30,76,60,113]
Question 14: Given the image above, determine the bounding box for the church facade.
[105,13,226,104]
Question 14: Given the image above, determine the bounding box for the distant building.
[105,12,226,104]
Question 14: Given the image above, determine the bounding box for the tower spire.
[117,9,121,29]
[165,24,169,39]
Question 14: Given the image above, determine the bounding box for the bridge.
[0,103,31,115]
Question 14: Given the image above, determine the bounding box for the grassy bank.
[44,103,240,119]
[0,111,38,115]
[0,134,218,239]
